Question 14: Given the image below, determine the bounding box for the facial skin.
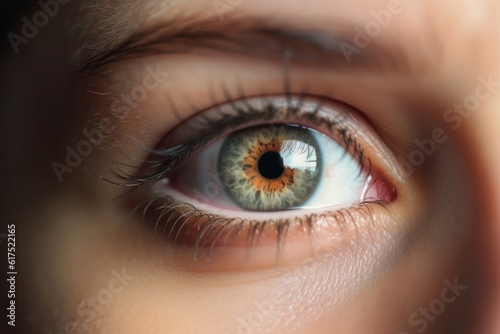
[3,0,500,333]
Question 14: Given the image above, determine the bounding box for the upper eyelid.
[110,95,402,188]
[75,16,410,78]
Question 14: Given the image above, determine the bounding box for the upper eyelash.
[107,94,370,189]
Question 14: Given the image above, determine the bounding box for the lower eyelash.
[128,191,388,262]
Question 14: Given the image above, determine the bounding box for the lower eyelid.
[126,190,395,271]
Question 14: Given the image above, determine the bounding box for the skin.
[2,0,500,333]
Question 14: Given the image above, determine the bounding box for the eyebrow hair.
[75,16,407,77]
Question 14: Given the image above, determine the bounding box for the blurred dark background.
[0,1,35,54]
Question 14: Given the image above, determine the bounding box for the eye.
[117,96,397,270]
[171,124,373,212]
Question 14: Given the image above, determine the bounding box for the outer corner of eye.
[128,95,401,271]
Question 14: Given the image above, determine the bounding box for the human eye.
[109,94,398,271]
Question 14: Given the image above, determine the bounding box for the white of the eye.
[300,131,367,210]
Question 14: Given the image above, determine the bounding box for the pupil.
[258,151,285,179]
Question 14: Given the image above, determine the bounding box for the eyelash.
[129,191,385,262]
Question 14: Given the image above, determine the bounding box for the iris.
[218,125,322,211]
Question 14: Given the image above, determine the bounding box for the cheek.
[48,212,395,334]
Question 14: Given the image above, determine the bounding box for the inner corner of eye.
[163,121,396,214]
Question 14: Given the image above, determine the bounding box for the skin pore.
[3,0,500,333]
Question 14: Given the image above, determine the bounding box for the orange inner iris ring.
[242,141,294,193]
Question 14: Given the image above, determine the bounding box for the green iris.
[218,125,322,211]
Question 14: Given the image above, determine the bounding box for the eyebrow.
[75,16,409,77]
